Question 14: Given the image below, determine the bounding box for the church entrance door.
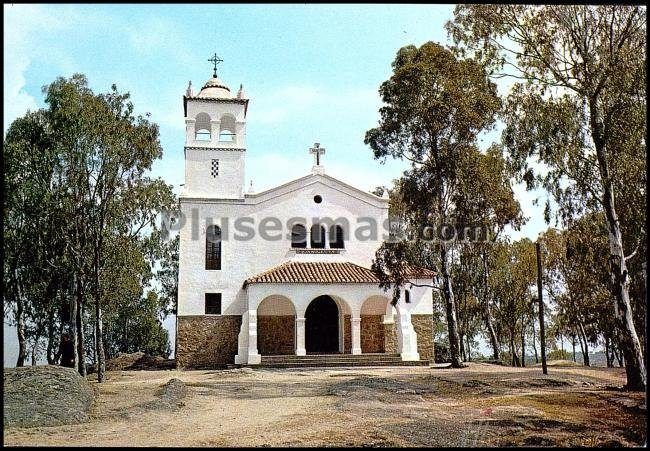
[305,295,339,354]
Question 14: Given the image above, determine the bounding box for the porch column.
[247,310,261,364]
[234,310,249,364]
[351,315,362,355]
[295,317,306,356]
[396,306,420,361]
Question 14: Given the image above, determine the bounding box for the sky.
[3,4,552,366]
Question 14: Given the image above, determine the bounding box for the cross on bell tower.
[208,52,223,77]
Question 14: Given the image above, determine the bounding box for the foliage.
[447,4,646,390]
[547,349,571,361]
[3,74,176,378]
[366,42,510,368]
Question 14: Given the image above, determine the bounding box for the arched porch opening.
[304,295,352,354]
[257,295,296,355]
[360,295,394,354]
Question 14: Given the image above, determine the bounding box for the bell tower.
[182,54,249,199]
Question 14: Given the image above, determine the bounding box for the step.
[254,353,429,368]
[260,358,404,364]
[255,360,430,368]
[261,353,401,360]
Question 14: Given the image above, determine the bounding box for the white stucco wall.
[183,97,247,199]
[177,173,408,316]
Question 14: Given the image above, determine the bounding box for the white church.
[176,60,436,368]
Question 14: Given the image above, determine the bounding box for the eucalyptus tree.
[489,238,537,366]
[3,110,67,366]
[456,145,524,360]
[5,74,175,380]
[448,4,646,389]
[366,42,502,368]
[541,214,618,367]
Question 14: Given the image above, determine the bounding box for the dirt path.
[3,363,646,446]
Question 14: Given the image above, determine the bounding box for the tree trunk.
[605,336,612,368]
[459,332,466,362]
[46,308,56,365]
[578,335,585,365]
[510,333,520,367]
[531,302,539,363]
[13,268,27,367]
[75,277,86,376]
[577,321,590,367]
[31,340,38,366]
[15,296,27,367]
[481,250,500,360]
[441,244,462,368]
[613,334,625,367]
[589,99,646,390]
[466,335,471,362]
[572,335,577,363]
[535,242,547,374]
[521,316,526,367]
[95,300,106,382]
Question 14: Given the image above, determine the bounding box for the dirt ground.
[3,362,646,447]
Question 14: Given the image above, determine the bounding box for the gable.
[244,173,388,209]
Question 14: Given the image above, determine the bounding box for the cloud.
[3,4,46,132]
[247,85,379,126]
[127,16,195,69]
[3,4,88,133]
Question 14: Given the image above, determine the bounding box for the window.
[313,195,322,204]
[405,289,411,303]
[211,159,219,177]
[195,113,211,140]
[329,225,345,249]
[291,224,307,248]
[206,225,221,270]
[310,224,326,249]
[205,293,222,314]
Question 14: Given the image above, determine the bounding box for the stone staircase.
[254,353,429,368]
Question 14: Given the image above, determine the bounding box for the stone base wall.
[412,314,434,361]
[258,315,295,355]
[361,315,385,353]
[384,322,397,354]
[176,315,242,369]
[343,314,351,353]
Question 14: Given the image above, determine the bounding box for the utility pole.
[536,241,548,375]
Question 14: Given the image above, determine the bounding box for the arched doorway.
[305,295,339,353]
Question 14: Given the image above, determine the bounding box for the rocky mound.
[123,378,188,417]
[3,365,95,428]
[101,352,175,372]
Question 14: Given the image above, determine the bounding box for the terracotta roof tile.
[403,264,437,279]
[244,261,435,285]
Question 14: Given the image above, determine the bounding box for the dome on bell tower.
[197,76,232,99]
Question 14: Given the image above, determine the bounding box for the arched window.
[404,289,411,303]
[195,113,211,141]
[310,224,326,249]
[291,224,307,248]
[219,114,236,142]
[205,225,221,270]
[329,224,345,249]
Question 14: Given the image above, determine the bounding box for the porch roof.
[244,261,435,286]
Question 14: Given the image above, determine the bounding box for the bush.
[547,349,571,361]
[434,341,450,363]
